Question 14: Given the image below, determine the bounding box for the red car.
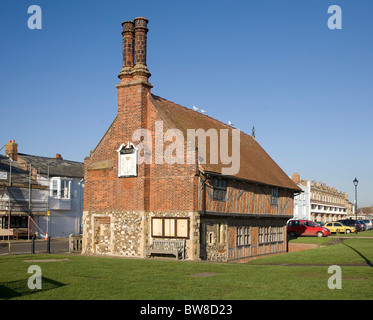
[287,220,330,237]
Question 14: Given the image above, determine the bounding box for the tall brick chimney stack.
[116,17,152,137]
[132,17,150,80]
[114,17,152,213]
[5,140,18,161]
[118,17,151,83]
[119,20,135,78]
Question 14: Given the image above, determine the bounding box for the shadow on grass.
[0,277,66,299]
[343,242,373,267]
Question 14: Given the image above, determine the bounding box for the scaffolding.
[0,160,49,240]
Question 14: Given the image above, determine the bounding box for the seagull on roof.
[193,106,199,111]
[228,121,234,126]
[201,109,207,113]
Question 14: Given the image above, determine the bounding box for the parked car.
[362,219,373,230]
[324,222,355,234]
[287,220,330,237]
[338,219,361,232]
[314,221,325,227]
[358,220,366,231]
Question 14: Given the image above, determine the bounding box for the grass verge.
[0,238,372,300]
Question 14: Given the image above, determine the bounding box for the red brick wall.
[84,80,199,214]
[287,242,320,252]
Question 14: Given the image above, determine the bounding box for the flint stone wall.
[82,211,199,259]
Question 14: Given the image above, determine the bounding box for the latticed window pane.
[213,178,227,201]
[271,188,279,206]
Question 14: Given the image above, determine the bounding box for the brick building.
[82,18,301,261]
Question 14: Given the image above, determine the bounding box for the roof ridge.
[151,94,244,134]
[18,153,83,164]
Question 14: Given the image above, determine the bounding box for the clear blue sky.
[1,0,372,206]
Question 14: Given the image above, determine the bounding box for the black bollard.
[31,235,35,254]
[47,236,51,254]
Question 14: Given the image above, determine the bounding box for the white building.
[20,153,84,238]
[292,174,311,220]
[291,172,349,223]
[2,140,84,238]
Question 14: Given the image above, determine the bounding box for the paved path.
[0,238,69,255]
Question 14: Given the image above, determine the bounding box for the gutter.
[200,169,302,193]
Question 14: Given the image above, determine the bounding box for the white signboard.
[117,144,138,177]
[0,172,7,180]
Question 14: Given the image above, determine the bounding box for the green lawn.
[287,230,373,244]
[1,238,372,300]
[254,238,373,266]
[330,229,373,237]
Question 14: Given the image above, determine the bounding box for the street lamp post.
[353,178,359,234]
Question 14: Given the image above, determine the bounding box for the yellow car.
[324,222,356,234]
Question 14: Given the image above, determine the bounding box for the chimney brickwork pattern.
[134,17,148,67]
[121,21,135,71]
[5,140,18,161]
[118,17,150,80]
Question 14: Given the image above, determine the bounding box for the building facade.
[82,18,301,262]
[291,173,311,220]
[310,181,349,222]
[0,140,84,238]
[291,173,349,223]
[0,152,48,239]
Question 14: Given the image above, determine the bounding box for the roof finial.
[252,126,255,139]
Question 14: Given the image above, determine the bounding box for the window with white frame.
[50,178,71,199]
[236,227,243,246]
[151,217,189,239]
[51,180,58,198]
[258,226,284,245]
[243,227,251,245]
[236,227,251,247]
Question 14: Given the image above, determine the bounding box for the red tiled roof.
[150,94,301,191]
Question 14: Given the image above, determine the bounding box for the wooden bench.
[148,239,186,260]
[0,228,13,240]
[13,228,34,240]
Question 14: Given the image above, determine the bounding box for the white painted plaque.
[117,144,138,177]
[0,172,7,180]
